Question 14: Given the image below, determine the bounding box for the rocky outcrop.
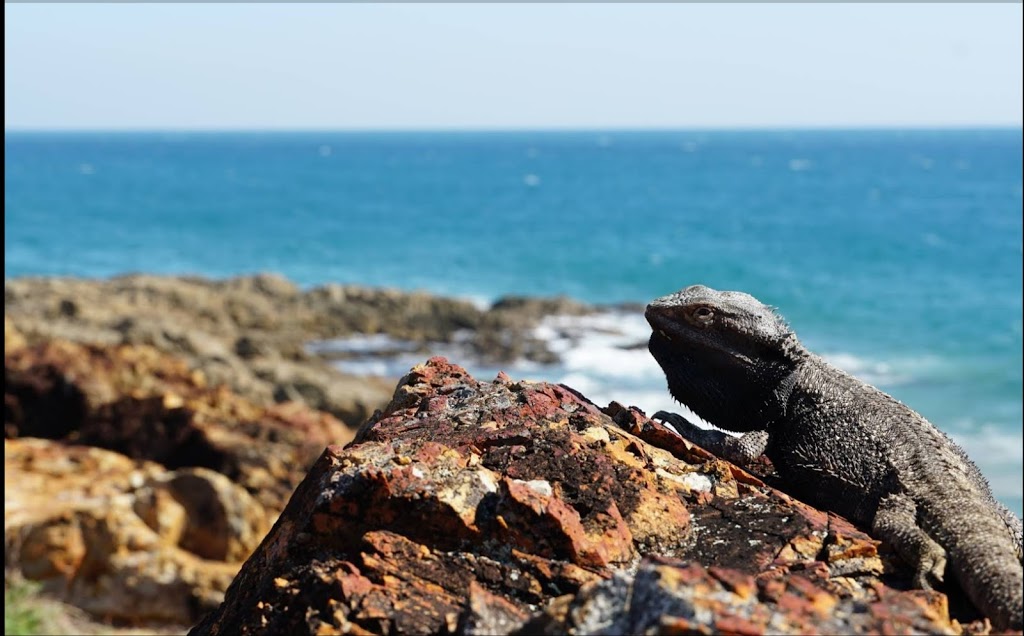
[3,334,361,626]
[5,439,256,624]
[190,358,971,636]
[4,275,595,426]
[5,337,354,511]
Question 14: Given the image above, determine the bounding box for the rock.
[489,295,593,317]
[189,358,963,636]
[527,557,956,635]
[5,338,354,512]
[2,274,475,426]
[222,272,301,300]
[5,316,27,352]
[251,358,397,427]
[3,334,367,627]
[4,275,603,425]
[235,335,273,360]
[134,467,270,563]
[4,438,251,624]
[468,295,595,364]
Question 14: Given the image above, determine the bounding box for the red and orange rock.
[191,358,966,636]
[5,338,353,510]
[4,336,356,625]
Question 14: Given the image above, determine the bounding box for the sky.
[4,3,1023,130]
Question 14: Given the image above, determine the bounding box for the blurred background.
[5,5,1022,510]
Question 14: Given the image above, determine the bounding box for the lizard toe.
[914,550,946,589]
[927,552,947,584]
[913,571,935,591]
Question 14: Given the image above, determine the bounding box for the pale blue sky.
[4,3,1022,130]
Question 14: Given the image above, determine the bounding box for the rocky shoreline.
[3,274,1005,634]
[5,274,605,427]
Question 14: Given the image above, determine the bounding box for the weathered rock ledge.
[190,357,984,636]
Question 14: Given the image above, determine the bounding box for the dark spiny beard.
[648,331,789,433]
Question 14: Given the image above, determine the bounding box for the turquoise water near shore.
[5,129,1022,513]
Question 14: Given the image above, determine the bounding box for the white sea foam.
[332,357,409,377]
[948,424,1024,503]
[820,351,949,387]
[788,158,812,172]
[822,352,903,385]
[308,333,418,355]
[462,294,493,311]
[910,154,935,170]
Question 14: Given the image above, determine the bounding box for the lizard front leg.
[873,493,947,589]
[652,411,769,466]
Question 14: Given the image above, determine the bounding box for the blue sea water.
[4,129,1022,513]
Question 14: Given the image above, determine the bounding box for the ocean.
[4,129,1022,514]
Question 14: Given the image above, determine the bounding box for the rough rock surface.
[190,358,974,636]
[5,337,353,511]
[4,275,594,426]
[3,331,361,627]
[4,438,253,624]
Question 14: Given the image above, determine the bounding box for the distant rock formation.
[4,274,593,426]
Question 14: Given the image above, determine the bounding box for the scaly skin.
[645,284,1023,631]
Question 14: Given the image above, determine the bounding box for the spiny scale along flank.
[646,284,1023,631]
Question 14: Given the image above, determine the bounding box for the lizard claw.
[913,550,947,590]
[651,411,693,429]
[927,551,947,584]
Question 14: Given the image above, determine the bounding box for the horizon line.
[5,123,1023,135]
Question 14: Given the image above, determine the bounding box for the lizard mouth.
[646,304,755,367]
[648,329,704,362]
[645,304,696,344]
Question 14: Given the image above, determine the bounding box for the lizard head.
[645,284,804,432]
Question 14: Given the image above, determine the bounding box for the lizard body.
[646,284,1023,630]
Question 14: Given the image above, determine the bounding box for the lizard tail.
[929,498,1023,631]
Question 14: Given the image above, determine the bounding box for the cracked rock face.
[191,358,962,636]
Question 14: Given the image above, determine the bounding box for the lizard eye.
[692,306,714,325]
